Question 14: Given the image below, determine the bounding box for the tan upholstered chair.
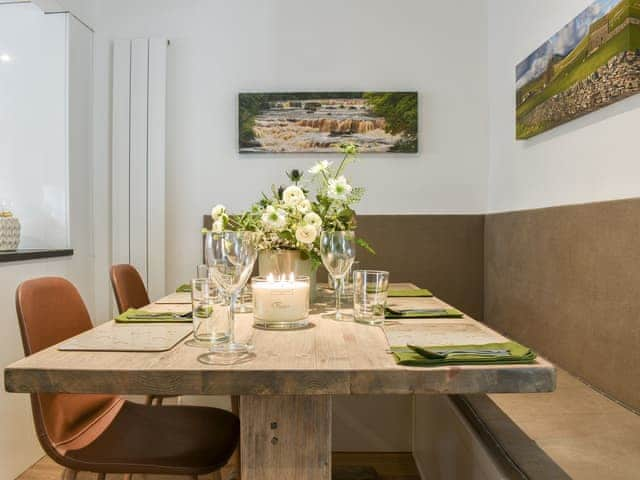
[109,264,151,314]
[109,264,166,405]
[16,277,238,480]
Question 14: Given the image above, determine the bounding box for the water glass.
[196,264,209,279]
[191,278,229,344]
[353,270,390,326]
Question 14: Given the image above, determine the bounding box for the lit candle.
[252,273,310,326]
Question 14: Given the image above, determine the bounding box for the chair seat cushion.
[459,369,640,480]
[65,401,239,475]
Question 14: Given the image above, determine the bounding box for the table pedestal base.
[240,395,332,480]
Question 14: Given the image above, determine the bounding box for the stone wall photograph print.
[516,0,640,139]
[238,92,418,153]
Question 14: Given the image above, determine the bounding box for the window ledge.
[0,249,74,263]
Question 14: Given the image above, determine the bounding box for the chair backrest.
[15,277,119,455]
[110,264,150,313]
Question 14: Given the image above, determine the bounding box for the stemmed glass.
[320,230,356,321]
[201,230,258,362]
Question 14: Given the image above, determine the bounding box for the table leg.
[240,395,331,480]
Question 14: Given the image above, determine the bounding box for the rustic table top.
[4,283,555,396]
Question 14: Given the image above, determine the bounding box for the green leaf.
[356,237,376,255]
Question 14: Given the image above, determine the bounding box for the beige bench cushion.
[460,369,640,480]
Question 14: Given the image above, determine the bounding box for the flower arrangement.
[206,143,374,268]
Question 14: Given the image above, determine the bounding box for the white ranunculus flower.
[261,205,288,231]
[211,204,226,219]
[295,224,317,244]
[309,160,332,175]
[282,185,305,206]
[327,176,352,201]
[303,212,322,230]
[296,199,312,214]
[211,218,224,233]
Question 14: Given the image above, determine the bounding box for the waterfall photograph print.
[516,0,640,140]
[238,92,418,153]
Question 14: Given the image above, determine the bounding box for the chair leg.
[230,395,240,479]
[61,469,77,480]
[96,474,106,480]
[145,395,154,406]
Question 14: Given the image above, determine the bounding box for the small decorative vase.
[258,249,317,300]
[0,216,21,251]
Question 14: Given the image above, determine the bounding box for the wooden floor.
[17,453,420,480]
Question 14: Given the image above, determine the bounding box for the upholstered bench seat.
[454,369,640,480]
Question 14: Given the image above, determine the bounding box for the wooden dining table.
[4,283,555,480]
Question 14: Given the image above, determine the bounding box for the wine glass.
[234,285,253,313]
[201,230,258,363]
[320,231,356,321]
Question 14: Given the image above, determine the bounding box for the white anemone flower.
[295,224,317,244]
[282,185,305,206]
[327,176,352,201]
[308,160,332,175]
[296,199,312,214]
[261,205,287,231]
[303,212,322,231]
[211,204,226,219]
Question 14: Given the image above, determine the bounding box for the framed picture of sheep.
[238,92,418,153]
[516,0,640,139]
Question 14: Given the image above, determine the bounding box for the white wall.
[0,6,95,478]
[80,0,491,455]
[86,0,490,293]
[0,4,69,249]
[488,0,640,213]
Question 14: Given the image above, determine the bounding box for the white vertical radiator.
[112,38,167,299]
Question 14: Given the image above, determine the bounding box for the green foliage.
[210,143,375,262]
[356,237,376,255]
[364,92,418,136]
[363,92,418,152]
[238,94,270,147]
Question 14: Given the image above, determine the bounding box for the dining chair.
[109,264,151,314]
[109,264,165,406]
[16,277,239,480]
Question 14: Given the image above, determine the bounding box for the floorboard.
[16,453,420,480]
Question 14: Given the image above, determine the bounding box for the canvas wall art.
[516,0,640,139]
[238,92,418,153]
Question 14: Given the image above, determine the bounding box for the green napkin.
[385,307,463,319]
[388,288,433,297]
[175,284,192,293]
[115,308,190,323]
[390,341,536,366]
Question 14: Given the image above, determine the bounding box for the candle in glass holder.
[252,274,310,329]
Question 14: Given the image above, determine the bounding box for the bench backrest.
[485,198,640,412]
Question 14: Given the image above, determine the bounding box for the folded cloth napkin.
[115,308,191,323]
[387,288,433,297]
[384,306,463,319]
[390,341,536,366]
[175,284,192,293]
